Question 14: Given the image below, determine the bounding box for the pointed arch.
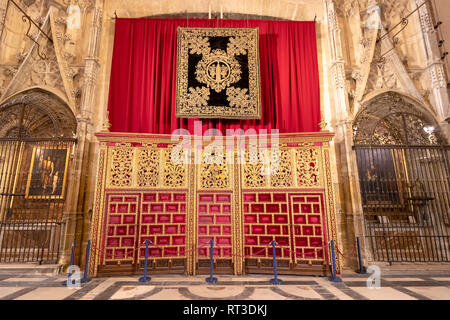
[353,91,445,145]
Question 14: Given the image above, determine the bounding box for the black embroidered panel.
[176,28,261,119]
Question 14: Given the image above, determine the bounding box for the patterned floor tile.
[405,286,450,300]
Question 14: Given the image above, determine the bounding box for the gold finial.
[319,118,327,131]
[102,111,112,132]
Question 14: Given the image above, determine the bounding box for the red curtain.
[107,18,321,134]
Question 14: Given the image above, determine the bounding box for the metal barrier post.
[81,240,92,283]
[139,240,151,283]
[329,240,342,282]
[269,240,283,285]
[356,237,367,274]
[61,241,76,286]
[205,239,217,284]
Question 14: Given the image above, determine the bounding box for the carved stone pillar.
[325,0,367,268]
[59,3,103,268]
[416,0,450,136]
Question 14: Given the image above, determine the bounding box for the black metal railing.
[354,145,450,262]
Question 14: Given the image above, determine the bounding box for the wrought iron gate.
[0,92,77,263]
[0,140,75,263]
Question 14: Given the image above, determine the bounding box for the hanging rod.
[8,0,53,44]
[377,0,428,43]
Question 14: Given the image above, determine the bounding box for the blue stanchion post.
[139,240,151,283]
[205,239,217,284]
[269,240,283,285]
[81,240,92,283]
[328,240,342,282]
[61,241,76,286]
[356,237,367,274]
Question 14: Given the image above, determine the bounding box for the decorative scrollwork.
[137,149,159,187]
[296,148,320,187]
[200,154,229,189]
[271,149,293,188]
[243,150,266,188]
[109,148,134,187]
[162,149,186,187]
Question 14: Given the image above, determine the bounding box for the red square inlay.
[116,226,126,235]
[216,215,231,224]
[143,193,156,202]
[251,204,264,213]
[293,204,300,213]
[259,215,272,223]
[275,236,289,245]
[123,215,135,224]
[216,237,231,245]
[216,194,231,203]
[166,204,179,212]
[180,204,186,212]
[251,225,265,234]
[157,214,170,223]
[199,216,213,224]
[294,216,306,224]
[267,226,281,234]
[301,204,312,213]
[173,193,186,201]
[107,227,114,236]
[172,236,185,245]
[245,236,258,245]
[222,205,231,213]
[244,215,256,223]
[109,215,121,224]
[210,226,221,234]
[142,204,148,213]
[159,193,171,201]
[109,204,116,213]
[313,204,321,213]
[243,204,249,213]
[209,205,221,213]
[107,238,119,246]
[244,193,256,202]
[173,214,186,223]
[223,226,231,234]
[199,194,214,202]
[129,226,135,235]
[260,236,272,245]
[280,204,287,213]
[198,226,207,234]
[157,236,170,245]
[274,215,287,223]
[309,237,323,247]
[129,204,136,213]
[150,204,163,212]
[308,215,321,224]
[110,197,122,202]
[149,248,162,257]
[198,205,207,213]
[252,247,266,256]
[266,204,280,213]
[295,237,308,246]
[121,237,134,246]
[149,226,162,234]
[164,247,177,256]
[273,193,287,202]
[292,197,305,202]
[118,204,128,213]
[258,193,271,202]
[307,197,320,202]
[302,226,314,235]
[165,225,178,234]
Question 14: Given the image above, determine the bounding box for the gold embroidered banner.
[176,27,261,119]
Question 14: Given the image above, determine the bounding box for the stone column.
[416,0,450,140]
[59,3,103,268]
[325,0,366,268]
[0,0,8,41]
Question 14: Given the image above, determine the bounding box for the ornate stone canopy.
[0,88,77,139]
[353,92,444,145]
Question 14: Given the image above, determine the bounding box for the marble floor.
[0,271,449,300]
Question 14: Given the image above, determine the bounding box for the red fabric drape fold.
[107,18,321,134]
